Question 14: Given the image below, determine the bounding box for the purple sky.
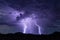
[0,0,59,34]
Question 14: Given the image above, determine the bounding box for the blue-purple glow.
[20,14,41,34]
[0,4,42,34]
[35,23,41,34]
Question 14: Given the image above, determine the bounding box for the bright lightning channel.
[23,23,27,33]
[21,18,32,33]
[34,23,41,34]
[21,14,41,34]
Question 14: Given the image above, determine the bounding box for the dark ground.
[0,32,60,40]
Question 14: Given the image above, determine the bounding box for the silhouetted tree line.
[0,32,60,40]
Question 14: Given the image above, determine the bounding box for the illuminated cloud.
[20,14,41,34]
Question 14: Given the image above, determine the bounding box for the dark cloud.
[0,0,60,34]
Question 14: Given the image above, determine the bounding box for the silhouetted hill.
[0,32,60,40]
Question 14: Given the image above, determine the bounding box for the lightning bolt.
[21,18,32,33]
[20,14,41,34]
[23,23,27,33]
[34,22,41,34]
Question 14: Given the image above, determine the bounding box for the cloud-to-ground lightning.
[23,23,27,33]
[20,14,41,34]
[21,17,32,33]
[34,22,41,34]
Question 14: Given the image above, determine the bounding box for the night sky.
[0,0,60,34]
